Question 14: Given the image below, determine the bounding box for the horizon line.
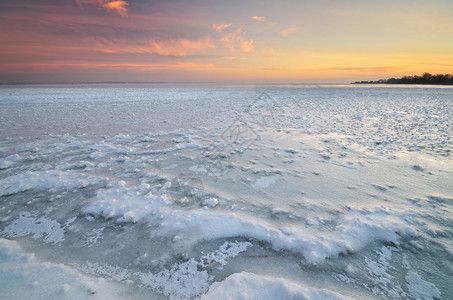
[0,81,351,86]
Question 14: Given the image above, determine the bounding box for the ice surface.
[0,84,451,299]
[202,272,354,300]
[0,170,104,197]
[406,271,441,300]
[0,239,133,299]
[0,154,21,170]
[252,174,280,190]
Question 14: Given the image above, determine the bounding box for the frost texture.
[3,216,65,244]
[139,241,251,299]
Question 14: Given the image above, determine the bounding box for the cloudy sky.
[1,0,452,83]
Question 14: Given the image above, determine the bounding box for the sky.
[0,0,452,83]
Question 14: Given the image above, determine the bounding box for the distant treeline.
[352,73,453,85]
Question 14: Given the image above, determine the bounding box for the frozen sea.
[0,83,452,299]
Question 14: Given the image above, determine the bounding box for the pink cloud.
[241,40,255,53]
[96,37,216,56]
[214,25,255,53]
[280,25,299,37]
[151,38,216,56]
[252,16,265,21]
[75,0,129,16]
[102,1,128,16]
[212,23,232,33]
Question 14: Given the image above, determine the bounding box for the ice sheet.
[0,84,451,299]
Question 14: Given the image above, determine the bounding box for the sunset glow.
[1,0,452,83]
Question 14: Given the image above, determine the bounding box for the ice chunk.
[271,207,289,216]
[165,207,416,264]
[81,184,167,223]
[202,198,219,208]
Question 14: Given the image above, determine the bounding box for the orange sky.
[0,0,452,83]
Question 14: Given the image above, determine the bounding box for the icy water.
[0,84,452,299]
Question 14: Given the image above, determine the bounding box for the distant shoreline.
[352,73,453,85]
